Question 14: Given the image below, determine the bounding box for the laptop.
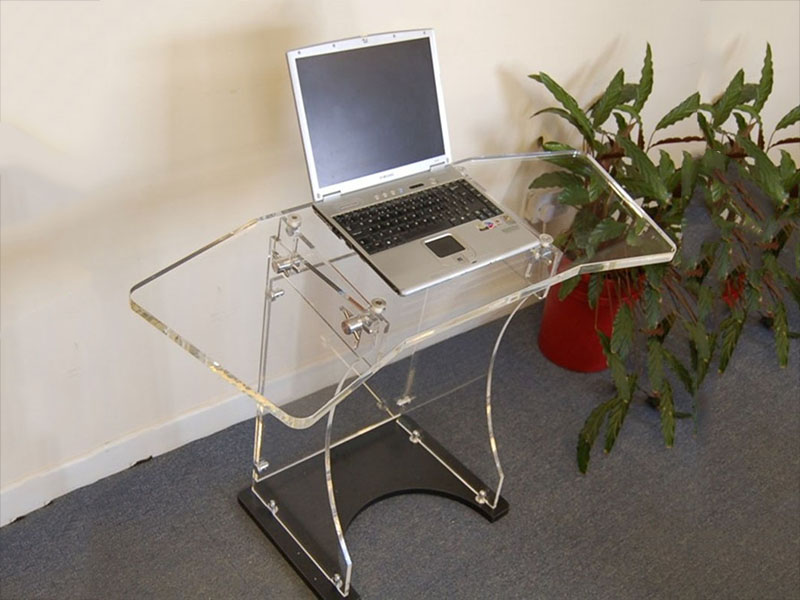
[286,29,541,296]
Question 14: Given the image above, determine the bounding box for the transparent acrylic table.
[130,152,675,598]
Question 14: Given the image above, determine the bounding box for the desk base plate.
[238,416,508,599]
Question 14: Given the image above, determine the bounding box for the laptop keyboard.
[333,180,503,254]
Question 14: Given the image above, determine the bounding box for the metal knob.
[370,298,387,315]
[341,314,368,336]
[285,214,302,236]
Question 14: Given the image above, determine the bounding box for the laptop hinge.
[429,160,448,172]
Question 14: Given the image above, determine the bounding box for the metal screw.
[475,490,488,505]
[370,297,387,315]
[267,499,278,514]
[409,430,421,444]
[332,573,342,589]
[286,214,302,235]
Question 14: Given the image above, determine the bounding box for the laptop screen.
[293,35,446,192]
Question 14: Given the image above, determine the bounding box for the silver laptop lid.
[286,29,452,201]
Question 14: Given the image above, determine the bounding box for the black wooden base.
[238,416,508,599]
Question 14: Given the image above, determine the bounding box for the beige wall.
[1,0,798,524]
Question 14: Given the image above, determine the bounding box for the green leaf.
[697,285,714,320]
[542,140,577,152]
[663,348,695,396]
[619,83,639,105]
[715,240,733,281]
[744,281,762,313]
[618,137,670,202]
[541,144,596,177]
[587,272,605,308]
[686,320,711,365]
[530,72,597,149]
[557,275,582,301]
[753,44,773,113]
[598,331,632,400]
[644,263,668,286]
[604,392,633,454]
[699,149,727,177]
[647,338,665,391]
[614,104,643,126]
[696,332,717,387]
[713,69,744,127]
[775,105,800,132]
[558,185,591,207]
[597,329,612,354]
[740,83,758,104]
[634,44,653,112]
[644,285,662,328]
[739,137,789,204]
[656,92,701,132]
[571,209,601,253]
[592,69,625,127]
[708,179,727,206]
[659,380,675,447]
[733,112,749,134]
[681,151,699,201]
[718,313,745,373]
[734,104,763,128]
[588,218,628,249]
[577,397,615,473]
[658,150,676,182]
[773,302,789,367]
[779,151,797,188]
[697,112,716,146]
[625,224,644,248]
[587,171,609,202]
[616,176,652,201]
[610,304,634,358]
[768,257,800,310]
[532,107,584,133]
[614,112,629,134]
[529,171,585,189]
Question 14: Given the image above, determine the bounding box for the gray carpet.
[1,303,798,600]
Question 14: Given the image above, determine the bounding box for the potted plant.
[526,44,799,472]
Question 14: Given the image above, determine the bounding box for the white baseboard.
[0,393,256,528]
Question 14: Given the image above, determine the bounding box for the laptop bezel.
[286,29,453,201]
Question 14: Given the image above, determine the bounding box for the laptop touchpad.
[425,235,465,258]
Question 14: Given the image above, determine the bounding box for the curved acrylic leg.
[484,297,529,509]
[324,403,352,596]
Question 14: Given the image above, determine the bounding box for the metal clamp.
[272,253,302,274]
[525,233,558,280]
[340,298,387,343]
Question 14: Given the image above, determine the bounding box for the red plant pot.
[538,274,638,372]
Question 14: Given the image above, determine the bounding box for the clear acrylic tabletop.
[130,151,676,430]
